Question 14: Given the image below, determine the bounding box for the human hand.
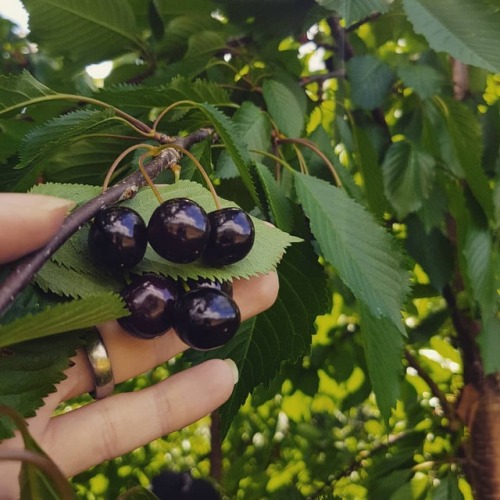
[0,193,279,498]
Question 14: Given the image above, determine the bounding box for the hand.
[0,194,279,498]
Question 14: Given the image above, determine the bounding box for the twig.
[0,128,213,316]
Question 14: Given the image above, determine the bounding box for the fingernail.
[35,195,76,213]
[224,358,239,385]
[0,193,76,213]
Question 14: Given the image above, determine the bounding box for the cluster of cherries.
[87,197,255,350]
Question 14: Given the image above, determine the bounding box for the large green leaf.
[0,293,127,347]
[153,0,217,16]
[0,71,56,116]
[315,0,393,26]
[359,302,404,422]
[0,334,82,439]
[403,0,500,73]
[346,55,395,110]
[29,181,300,298]
[294,173,409,331]
[382,140,436,219]
[397,63,444,99]
[18,109,118,170]
[22,0,146,67]
[187,241,329,436]
[262,79,305,138]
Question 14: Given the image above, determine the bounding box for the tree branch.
[0,128,213,317]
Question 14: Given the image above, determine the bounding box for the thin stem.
[0,128,213,317]
[164,143,221,210]
[138,152,164,204]
[292,143,309,174]
[102,143,156,193]
[278,137,342,187]
[152,99,196,133]
[249,149,296,175]
[0,449,74,500]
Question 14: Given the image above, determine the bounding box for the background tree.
[0,0,499,498]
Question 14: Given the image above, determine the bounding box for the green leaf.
[479,315,500,375]
[359,303,404,422]
[294,173,409,331]
[185,31,227,59]
[0,334,82,439]
[403,0,500,73]
[29,181,301,298]
[153,0,216,16]
[346,55,395,110]
[382,140,437,219]
[441,98,494,220]
[23,0,145,67]
[262,79,305,138]
[0,293,127,347]
[217,101,272,178]
[432,472,465,500]
[405,216,454,292]
[0,71,56,116]
[315,0,393,26]
[352,127,388,218]
[195,103,259,204]
[18,109,118,170]
[397,63,444,99]
[187,241,329,436]
[254,162,294,233]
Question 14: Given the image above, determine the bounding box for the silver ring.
[84,328,115,399]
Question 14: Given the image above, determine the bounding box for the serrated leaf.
[29,181,300,297]
[0,71,56,117]
[217,101,272,179]
[403,0,500,73]
[29,182,101,205]
[0,293,127,347]
[195,103,259,204]
[262,79,304,138]
[18,109,118,170]
[397,64,444,99]
[294,173,409,331]
[315,0,393,25]
[382,140,436,218]
[359,302,404,422]
[0,334,82,439]
[186,241,329,436]
[347,55,395,110]
[185,31,226,59]
[23,0,145,67]
[254,161,294,233]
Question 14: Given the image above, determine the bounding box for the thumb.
[0,193,75,264]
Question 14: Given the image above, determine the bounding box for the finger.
[60,270,279,400]
[43,359,237,477]
[0,194,75,264]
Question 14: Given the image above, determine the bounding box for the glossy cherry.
[147,197,210,263]
[186,277,233,297]
[173,288,241,351]
[118,273,181,339]
[203,208,255,266]
[88,206,147,269]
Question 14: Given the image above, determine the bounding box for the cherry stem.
[102,143,156,193]
[0,128,213,317]
[138,152,164,204]
[278,137,342,187]
[164,143,222,210]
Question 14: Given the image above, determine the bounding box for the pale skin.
[0,193,279,498]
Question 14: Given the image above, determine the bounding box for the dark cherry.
[118,273,181,339]
[186,277,233,297]
[88,206,147,269]
[173,288,241,351]
[203,208,255,266]
[147,198,210,263]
